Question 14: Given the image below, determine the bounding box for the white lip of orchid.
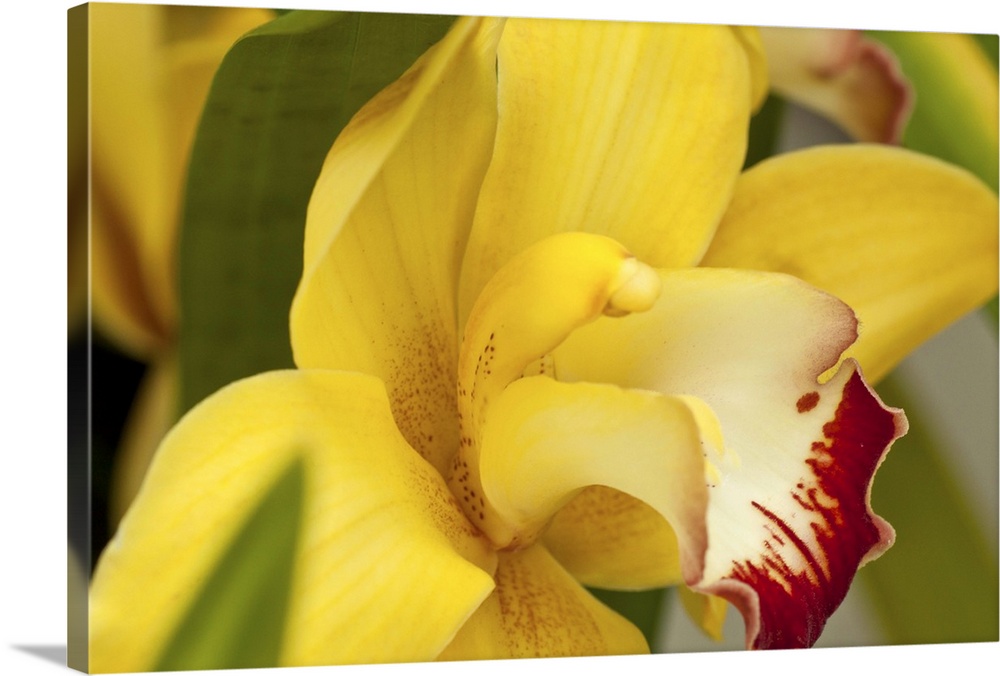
[703,443,743,489]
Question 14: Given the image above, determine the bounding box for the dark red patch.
[722,370,900,649]
[796,391,820,413]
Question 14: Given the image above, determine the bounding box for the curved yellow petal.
[68,220,87,336]
[90,3,272,356]
[290,17,501,474]
[90,370,496,672]
[679,587,729,642]
[90,195,170,356]
[439,545,648,660]
[477,376,718,583]
[90,2,174,354]
[731,26,770,111]
[554,267,906,648]
[69,6,88,337]
[700,144,999,382]
[109,353,178,525]
[544,486,684,589]
[761,28,912,143]
[448,233,662,531]
[458,18,757,320]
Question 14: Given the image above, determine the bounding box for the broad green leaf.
[155,456,306,670]
[972,33,999,69]
[858,376,999,644]
[178,10,456,413]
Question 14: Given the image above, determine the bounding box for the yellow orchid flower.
[89,16,998,671]
[87,3,274,521]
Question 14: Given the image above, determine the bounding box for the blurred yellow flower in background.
[85,2,273,522]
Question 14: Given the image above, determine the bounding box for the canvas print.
[67,2,999,672]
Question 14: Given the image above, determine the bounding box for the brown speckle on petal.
[796,391,820,413]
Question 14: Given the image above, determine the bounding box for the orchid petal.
[89,370,496,672]
[108,353,178,525]
[700,144,999,383]
[554,268,906,648]
[90,3,272,356]
[476,376,718,577]
[90,2,175,355]
[458,18,759,320]
[439,545,648,659]
[679,587,729,642]
[290,17,501,474]
[761,27,912,143]
[544,486,684,589]
[731,26,770,111]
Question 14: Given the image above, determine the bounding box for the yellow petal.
[90,4,272,356]
[700,144,999,382]
[290,17,501,474]
[448,233,662,533]
[554,267,906,648]
[90,370,496,672]
[477,377,719,583]
[90,2,173,354]
[108,353,178,525]
[544,486,684,589]
[91,189,171,357]
[458,18,757,320]
[731,26,770,111]
[679,586,729,642]
[761,28,912,143]
[439,545,648,660]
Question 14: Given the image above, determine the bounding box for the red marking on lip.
[721,369,903,649]
[796,391,820,413]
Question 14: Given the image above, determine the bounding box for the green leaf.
[868,30,998,193]
[972,33,999,69]
[858,375,999,644]
[178,9,456,413]
[984,297,999,335]
[154,456,307,670]
[742,94,786,170]
[588,587,668,650]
